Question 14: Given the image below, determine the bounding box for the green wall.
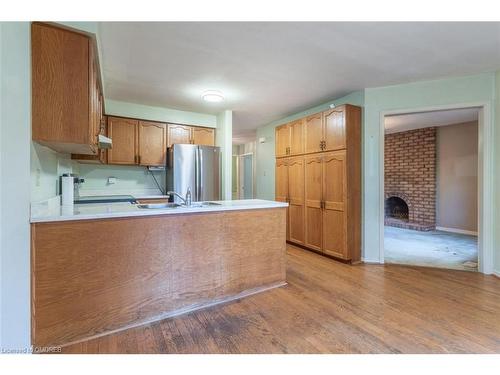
[1,21,31,350]
[105,99,217,128]
[255,90,365,200]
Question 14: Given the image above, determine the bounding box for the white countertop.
[30,199,288,223]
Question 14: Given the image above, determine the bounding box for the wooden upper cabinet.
[167,124,192,147]
[138,121,166,166]
[287,157,305,245]
[289,119,305,156]
[107,117,138,165]
[322,151,347,259]
[323,107,346,151]
[192,126,215,146]
[304,113,323,154]
[304,155,323,251]
[32,22,101,155]
[275,124,290,158]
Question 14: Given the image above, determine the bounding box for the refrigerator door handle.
[197,147,203,200]
[194,147,199,201]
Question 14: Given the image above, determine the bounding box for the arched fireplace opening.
[385,196,409,222]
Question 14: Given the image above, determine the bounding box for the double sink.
[137,201,222,210]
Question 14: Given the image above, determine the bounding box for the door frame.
[378,101,493,274]
[238,152,255,199]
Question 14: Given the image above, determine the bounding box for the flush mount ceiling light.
[202,90,224,103]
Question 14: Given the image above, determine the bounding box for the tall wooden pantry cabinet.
[275,104,361,263]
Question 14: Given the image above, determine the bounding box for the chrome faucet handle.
[185,187,192,207]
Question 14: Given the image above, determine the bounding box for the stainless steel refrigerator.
[166,144,221,203]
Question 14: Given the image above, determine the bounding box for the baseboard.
[435,226,478,236]
[493,270,500,279]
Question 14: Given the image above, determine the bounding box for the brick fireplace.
[384,127,436,231]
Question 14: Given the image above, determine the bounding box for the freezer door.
[197,146,221,201]
[169,144,197,203]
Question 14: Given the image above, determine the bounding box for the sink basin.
[200,201,222,206]
[189,201,222,207]
[136,203,181,209]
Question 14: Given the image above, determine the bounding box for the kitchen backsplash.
[78,164,165,196]
[31,142,165,202]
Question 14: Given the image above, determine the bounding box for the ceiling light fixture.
[202,90,224,103]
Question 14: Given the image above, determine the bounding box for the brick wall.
[385,127,436,230]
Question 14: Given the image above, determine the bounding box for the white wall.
[436,122,478,233]
[0,22,31,351]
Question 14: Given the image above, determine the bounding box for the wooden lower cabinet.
[279,149,359,262]
[304,155,322,251]
[287,157,305,245]
[275,158,289,240]
[322,151,347,258]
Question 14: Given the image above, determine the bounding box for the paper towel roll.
[61,176,74,206]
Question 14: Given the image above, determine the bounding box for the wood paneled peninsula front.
[30,200,287,348]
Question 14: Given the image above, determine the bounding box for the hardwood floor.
[62,245,500,353]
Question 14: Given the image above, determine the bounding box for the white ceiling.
[98,22,500,142]
[385,107,480,134]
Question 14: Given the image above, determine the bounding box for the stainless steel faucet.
[167,187,192,207]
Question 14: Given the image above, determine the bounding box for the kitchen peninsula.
[31,200,287,347]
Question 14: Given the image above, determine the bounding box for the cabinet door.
[275,159,289,240]
[107,117,138,165]
[304,155,323,251]
[192,127,215,146]
[304,113,323,154]
[275,124,290,157]
[287,157,305,245]
[31,23,94,155]
[289,119,305,156]
[323,108,346,151]
[168,124,192,147]
[138,121,167,166]
[322,151,347,259]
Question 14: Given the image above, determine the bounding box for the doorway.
[238,153,254,199]
[382,107,481,271]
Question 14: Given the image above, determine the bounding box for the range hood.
[98,134,112,149]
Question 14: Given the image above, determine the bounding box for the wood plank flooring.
[62,245,500,353]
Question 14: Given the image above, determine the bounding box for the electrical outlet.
[108,177,117,185]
